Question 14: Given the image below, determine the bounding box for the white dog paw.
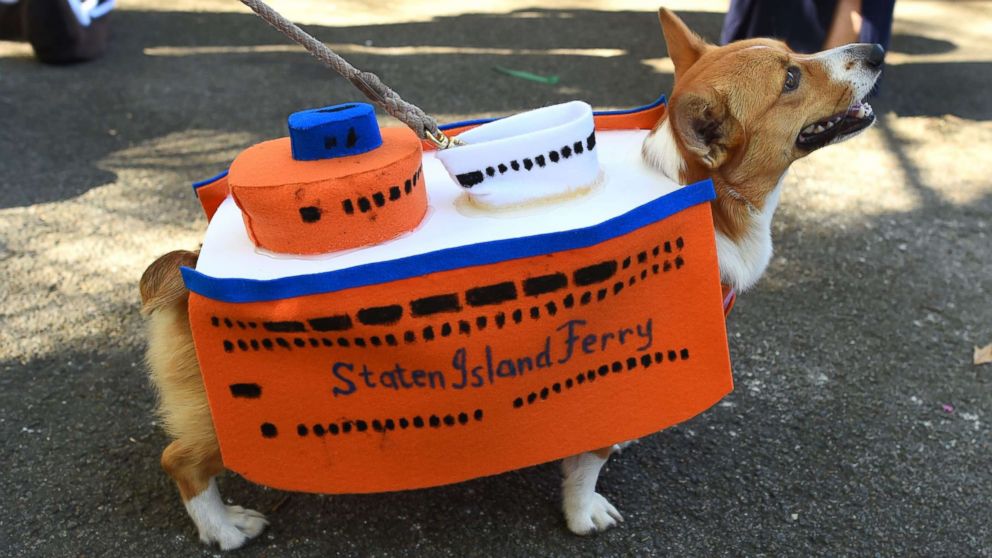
[185,480,269,550]
[564,491,623,535]
[196,505,269,550]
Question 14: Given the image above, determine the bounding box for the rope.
[239,0,455,147]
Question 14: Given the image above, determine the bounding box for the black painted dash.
[465,282,518,307]
[308,314,353,332]
[357,305,403,326]
[573,260,618,286]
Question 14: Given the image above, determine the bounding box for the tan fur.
[141,250,222,502]
[657,9,863,242]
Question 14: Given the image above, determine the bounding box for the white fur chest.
[714,180,782,291]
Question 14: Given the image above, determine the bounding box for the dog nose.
[866,43,885,69]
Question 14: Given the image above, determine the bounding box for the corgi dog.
[139,8,882,548]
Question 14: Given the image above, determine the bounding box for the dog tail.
[140,250,198,314]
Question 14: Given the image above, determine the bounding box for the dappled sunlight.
[0,129,252,362]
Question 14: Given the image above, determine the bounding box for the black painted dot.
[512,309,523,323]
[638,251,648,263]
[580,292,591,305]
[654,352,663,364]
[513,397,524,408]
[358,197,372,212]
[530,307,540,319]
[404,179,412,194]
[623,256,631,269]
[299,206,322,223]
[372,192,386,207]
[536,155,546,167]
[346,127,358,148]
[641,354,653,367]
[549,150,560,163]
[675,256,685,269]
[293,338,305,348]
[523,158,534,170]
[495,313,506,328]
[511,160,520,171]
[236,321,245,329]
[263,339,274,350]
[223,340,234,352]
[313,424,325,436]
[329,423,340,435]
[343,422,353,433]
[389,186,402,200]
[680,348,690,360]
[459,320,471,334]
[566,378,574,388]
[224,318,233,328]
[653,245,660,256]
[370,336,382,346]
[652,264,660,274]
[641,269,648,280]
[385,334,398,346]
[338,337,350,347]
[627,357,638,370]
[612,361,623,372]
[597,288,607,301]
[308,338,319,348]
[546,302,558,316]
[476,316,488,330]
[409,416,420,428]
[458,412,469,424]
[577,374,586,384]
[498,163,508,174]
[676,237,684,249]
[423,326,435,341]
[553,382,562,393]
[486,166,496,177]
[613,282,624,295]
[586,370,596,381]
[664,261,673,272]
[441,323,452,337]
[561,145,572,158]
[385,419,395,430]
[429,415,441,428]
[527,392,537,404]
[664,241,672,253]
[444,414,455,426]
[233,341,246,352]
[573,140,584,154]
[474,409,483,421]
[251,340,260,350]
[356,420,368,432]
[540,387,549,399]
[598,365,609,376]
[276,337,290,349]
[563,294,575,308]
[342,199,355,214]
[211,316,220,327]
[372,419,384,432]
[297,424,308,436]
[260,423,278,438]
[399,418,410,429]
[404,331,416,343]
[668,350,678,362]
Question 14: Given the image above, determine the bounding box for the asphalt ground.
[1,1,990,556]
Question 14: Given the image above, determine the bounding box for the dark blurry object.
[0,0,113,64]
[721,0,895,53]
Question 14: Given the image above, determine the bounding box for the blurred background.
[1,1,989,556]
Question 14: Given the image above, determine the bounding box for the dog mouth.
[796,100,875,150]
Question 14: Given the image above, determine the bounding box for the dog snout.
[865,43,885,70]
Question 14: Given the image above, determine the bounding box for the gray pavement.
[1,1,990,556]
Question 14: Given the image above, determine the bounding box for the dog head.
[645,8,883,188]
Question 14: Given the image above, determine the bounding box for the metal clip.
[424,128,464,150]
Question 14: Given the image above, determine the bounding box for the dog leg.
[161,441,268,550]
[561,445,625,535]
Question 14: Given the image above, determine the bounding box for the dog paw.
[563,491,623,535]
[194,505,269,550]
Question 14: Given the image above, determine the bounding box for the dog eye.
[783,66,801,92]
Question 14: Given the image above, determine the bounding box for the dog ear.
[670,89,740,169]
[658,8,709,78]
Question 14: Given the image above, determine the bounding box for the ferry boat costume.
[183,97,734,494]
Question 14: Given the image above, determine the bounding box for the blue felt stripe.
[439,94,667,131]
[192,169,230,191]
[181,179,715,304]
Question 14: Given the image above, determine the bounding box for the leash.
[238,0,460,150]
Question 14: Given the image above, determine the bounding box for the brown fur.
[140,250,221,502]
[657,9,860,241]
